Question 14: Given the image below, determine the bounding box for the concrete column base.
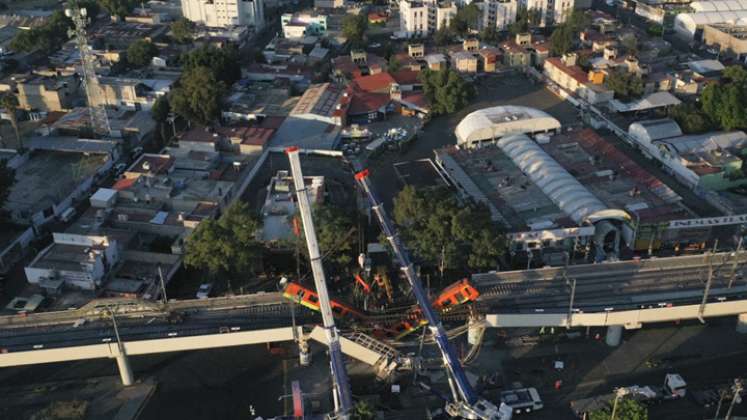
[467,319,485,346]
[115,352,134,386]
[299,339,311,366]
[737,313,747,334]
[605,325,623,347]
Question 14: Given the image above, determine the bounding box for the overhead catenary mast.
[286,146,353,419]
[66,5,111,137]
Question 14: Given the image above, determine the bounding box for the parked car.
[196,283,213,299]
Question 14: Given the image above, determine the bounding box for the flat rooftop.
[31,242,103,272]
[5,151,107,218]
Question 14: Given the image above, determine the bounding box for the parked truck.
[500,387,544,415]
[570,374,687,417]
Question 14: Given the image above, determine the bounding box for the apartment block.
[399,0,457,37]
[181,0,264,29]
[519,0,573,26]
[481,0,517,31]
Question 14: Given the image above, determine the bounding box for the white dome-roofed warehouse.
[454,105,561,148]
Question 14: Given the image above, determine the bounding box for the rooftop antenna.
[66,5,111,137]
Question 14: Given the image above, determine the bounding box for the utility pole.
[725,379,743,420]
[565,272,577,329]
[157,264,168,305]
[698,252,714,324]
[729,237,743,289]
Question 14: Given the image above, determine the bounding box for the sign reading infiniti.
[668,214,747,229]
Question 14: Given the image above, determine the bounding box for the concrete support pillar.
[737,313,747,334]
[467,317,485,346]
[115,351,134,386]
[605,325,623,347]
[299,337,311,366]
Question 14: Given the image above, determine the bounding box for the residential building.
[425,53,447,70]
[451,51,479,73]
[261,170,325,243]
[314,0,343,8]
[4,149,112,227]
[481,0,517,31]
[16,75,79,112]
[281,12,327,38]
[24,233,120,291]
[629,119,747,191]
[519,0,574,26]
[479,48,502,72]
[96,76,174,111]
[543,53,614,104]
[181,0,264,29]
[399,0,457,37]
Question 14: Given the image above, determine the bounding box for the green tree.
[588,398,648,420]
[668,103,712,134]
[621,34,638,55]
[419,69,474,115]
[701,65,747,130]
[568,10,591,32]
[605,69,644,101]
[151,95,171,143]
[99,0,136,18]
[549,23,574,56]
[342,13,367,47]
[170,66,225,124]
[0,159,15,212]
[450,3,481,36]
[10,11,71,54]
[351,400,375,420]
[185,202,263,281]
[126,39,158,68]
[392,186,504,275]
[181,44,241,85]
[290,203,356,270]
[480,25,501,45]
[170,17,195,43]
[388,56,402,73]
[1,93,21,150]
[509,7,540,34]
[434,25,452,46]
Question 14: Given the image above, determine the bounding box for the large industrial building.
[438,121,691,264]
[674,0,747,40]
[454,105,561,148]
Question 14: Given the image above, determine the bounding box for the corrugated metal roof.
[496,134,608,224]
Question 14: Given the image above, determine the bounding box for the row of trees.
[185,201,358,283]
[392,185,505,275]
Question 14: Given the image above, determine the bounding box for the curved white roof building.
[691,0,747,12]
[454,105,561,148]
[496,134,610,224]
[674,10,747,39]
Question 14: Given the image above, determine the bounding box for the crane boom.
[354,168,511,420]
[286,147,353,419]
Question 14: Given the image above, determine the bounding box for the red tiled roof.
[113,177,136,191]
[401,91,429,110]
[259,116,286,129]
[242,127,274,146]
[181,126,219,143]
[353,72,396,93]
[348,90,390,115]
[546,57,588,84]
[391,69,421,86]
